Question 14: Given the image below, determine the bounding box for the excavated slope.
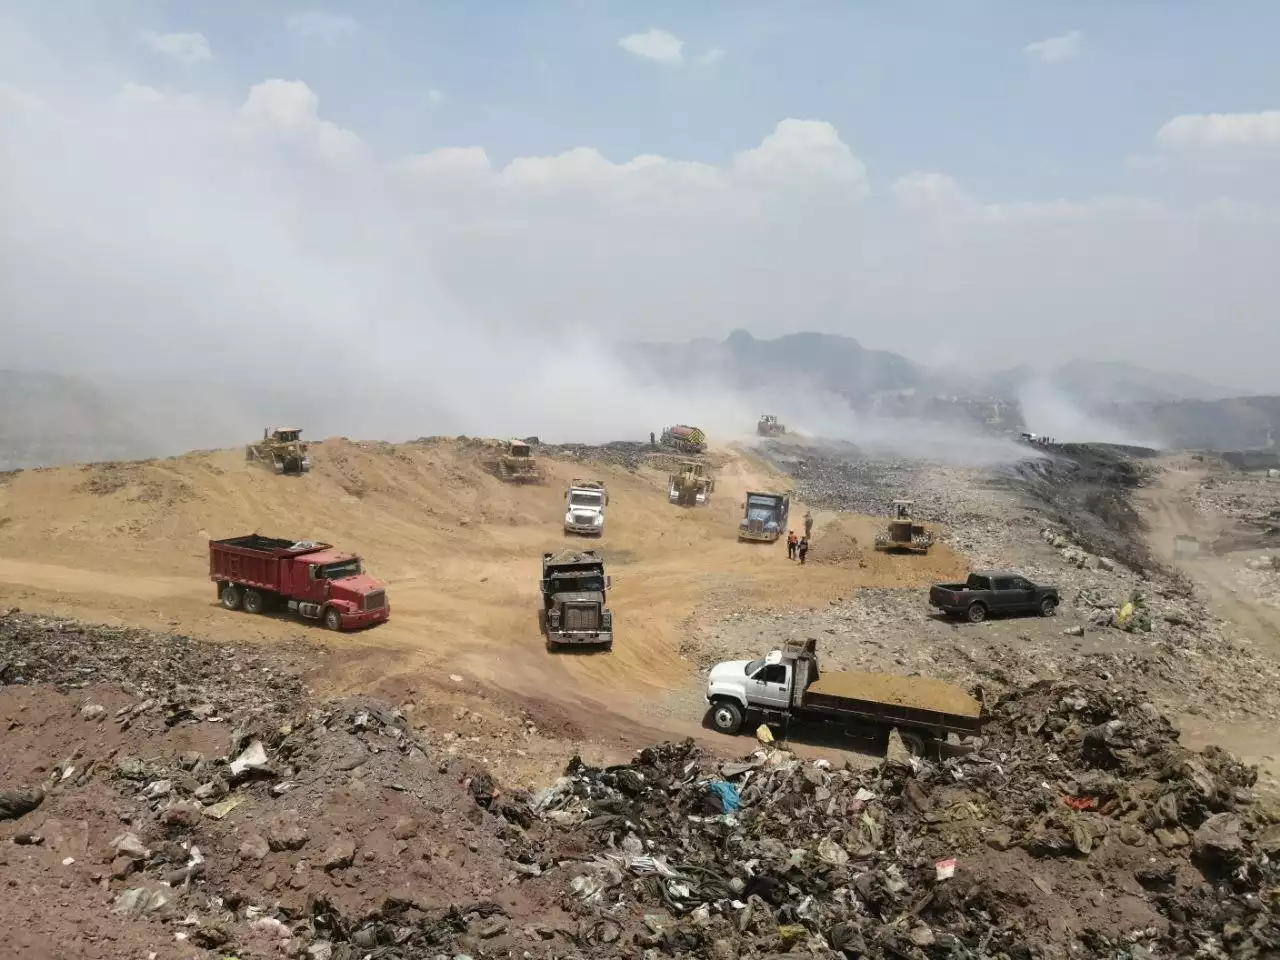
[0,438,967,733]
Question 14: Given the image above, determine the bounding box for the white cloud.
[890,171,970,212]
[429,89,446,105]
[1156,110,1280,149]
[286,11,359,43]
[618,28,684,65]
[696,47,726,66]
[139,30,213,65]
[3,72,1280,412]
[1024,30,1083,63]
[239,79,364,163]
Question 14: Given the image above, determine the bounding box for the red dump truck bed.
[209,534,389,631]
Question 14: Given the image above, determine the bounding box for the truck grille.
[748,518,764,533]
[563,603,599,631]
[363,590,386,611]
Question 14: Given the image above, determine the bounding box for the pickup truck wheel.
[220,584,242,611]
[966,601,987,623]
[1039,597,1058,617]
[709,700,744,735]
[242,589,264,615]
[323,607,343,631]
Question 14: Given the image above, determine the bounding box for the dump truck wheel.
[220,584,242,611]
[545,638,561,652]
[323,607,343,631]
[242,589,264,615]
[1039,597,1058,617]
[710,700,744,735]
[966,601,987,623]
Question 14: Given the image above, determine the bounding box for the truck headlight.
[593,514,603,525]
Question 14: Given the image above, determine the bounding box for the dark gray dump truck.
[540,549,613,651]
[705,638,983,755]
[929,571,1059,623]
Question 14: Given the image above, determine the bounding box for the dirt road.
[1138,458,1280,780]
[0,439,966,752]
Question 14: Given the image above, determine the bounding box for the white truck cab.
[707,649,793,718]
[564,479,608,536]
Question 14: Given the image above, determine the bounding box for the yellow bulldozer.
[668,461,714,506]
[756,414,786,437]
[485,439,544,483]
[873,499,934,553]
[246,427,311,475]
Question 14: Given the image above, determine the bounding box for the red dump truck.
[209,534,389,631]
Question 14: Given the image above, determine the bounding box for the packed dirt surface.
[0,438,966,770]
[6,435,1280,958]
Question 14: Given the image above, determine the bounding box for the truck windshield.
[552,574,603,592]
[569,492,603,507]
[745,658,765,675]
[320,559,363,580]
[746,498,776,521]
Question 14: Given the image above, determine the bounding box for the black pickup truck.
[929,572,1059,623]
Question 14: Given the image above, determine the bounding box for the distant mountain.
[993,359,1243,409]
[628,329,925,400]
[0,371,157,471]
[1102,396,1280,451]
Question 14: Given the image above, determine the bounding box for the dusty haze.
[2,7,1275,461]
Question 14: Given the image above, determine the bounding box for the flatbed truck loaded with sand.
[209,534,390,631]
[705,639,982,754]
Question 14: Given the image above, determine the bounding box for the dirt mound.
[0,437,958,749]
[0,612,572,959]
[806,518,863,564]
[7,611,1277,959]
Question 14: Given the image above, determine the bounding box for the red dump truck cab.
[209,534,389,631]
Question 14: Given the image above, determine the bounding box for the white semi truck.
[564,479,608,537]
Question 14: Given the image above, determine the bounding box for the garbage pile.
[526,682,1278,959]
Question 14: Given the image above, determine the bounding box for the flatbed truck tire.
[709,699,744,735]
[220,584,242,611]
[323,607,343,631]
[242,589,264,615]
[898,730,927,757]
[966,601,987,623]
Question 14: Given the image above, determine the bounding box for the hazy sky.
[2,1,1279,392]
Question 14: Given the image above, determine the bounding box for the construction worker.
[797,536,809,565]
[786,530,798,560]
[803,510,813,539]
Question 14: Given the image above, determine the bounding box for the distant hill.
[1101,396,1280,451]
[4,332,1275,469]
[628,329,925,400]
[992,359,1242,409]
[0,371,158,471]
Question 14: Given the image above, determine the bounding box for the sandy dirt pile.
[0,437,965,755]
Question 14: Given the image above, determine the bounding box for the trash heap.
[528,682,1279,959]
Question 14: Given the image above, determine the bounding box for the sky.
[2,0,1279,405]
